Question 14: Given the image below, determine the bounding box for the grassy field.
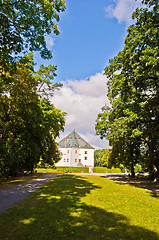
[0,175,158,240]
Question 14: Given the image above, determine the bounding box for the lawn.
[0,175,158,240]
[36,167,122,174]
[36,167,89,173]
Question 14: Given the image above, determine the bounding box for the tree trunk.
[148,134,157,181]
[131,162,135,177]
[129,146,135,177]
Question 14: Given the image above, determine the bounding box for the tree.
[0,0,66,60]
[140,0,158,6]
[96,1,159,179]
[94,150,103,167]
[94,149,111,168]
[0,1,66,178]
[0,55,65,177]
[0,0,66,92]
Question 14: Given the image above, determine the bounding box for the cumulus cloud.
[105,0,143,24]
[46,36,55,48]
[51,73,110,149]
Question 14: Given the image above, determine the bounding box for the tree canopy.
[94,149,111,168]
[96,1,159,179]
[0,1,66,178]
[0,0,66,92]
[0,0,66,60]
[0,55,65,177]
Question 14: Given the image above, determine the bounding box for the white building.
[56,130,94,167]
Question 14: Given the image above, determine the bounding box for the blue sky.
[36,0,129,82]
[35,0,143,149]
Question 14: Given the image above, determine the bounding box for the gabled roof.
[58,130,94,149]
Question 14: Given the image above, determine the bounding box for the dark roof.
[58,130,94,149]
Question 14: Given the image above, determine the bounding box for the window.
[67,159,69,162]
[67,150,69,153]
[79,159,81,163]
[84,156,87,160]
[84,151,87,154]
[75,150,77,154]
[64,158,66,162]
[75,159,77,162]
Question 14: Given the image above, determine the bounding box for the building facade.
[55,130,94,167]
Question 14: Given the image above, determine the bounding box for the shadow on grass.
[149,191,159,198]
[0,175,158,240]
[104,175,159,198]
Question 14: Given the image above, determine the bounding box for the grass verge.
[0,173,43,189]
[36,167,122,174]
[36,167,89,173]
[0,175,158,240]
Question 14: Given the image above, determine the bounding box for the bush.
[93,167,121,173]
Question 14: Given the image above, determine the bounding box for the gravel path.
[0,173,62,214]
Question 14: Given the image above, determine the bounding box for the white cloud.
[46,36,55,48]
[51,73,110,149]
[105,0,143,24]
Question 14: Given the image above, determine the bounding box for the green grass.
[0,173,43,189]
[0,175,158,240]
[36,167,89,173]
[121,175,159,188]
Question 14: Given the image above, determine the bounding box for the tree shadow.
[103,175,159,198]
[148,191,159,198]
[0,175,158,240]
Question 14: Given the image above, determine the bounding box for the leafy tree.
[39,98,65,166]
[0,0,66,60]
[0,1,66,178]
[101,149,111,168]
[96,1,159,179]
[0,55,65,177]
[0,0,66,92]
[140,0,158,6]
[94,150,103,167]
[94,149,111,168]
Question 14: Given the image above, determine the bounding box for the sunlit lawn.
[0,175,158,240]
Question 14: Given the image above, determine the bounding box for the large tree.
[0,1,66,177]
[0,55,65,177]
[96,1,159,179]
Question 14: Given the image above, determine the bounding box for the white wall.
[55,147,94,167]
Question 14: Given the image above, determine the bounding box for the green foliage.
[0,55,65,178]
[94,149,103,167]
[96,1,159,179]
[0,0,66,61]
[134,164,143,173]
[94,149,112,167]
[93,167,121,173]
[0,1,66,178]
